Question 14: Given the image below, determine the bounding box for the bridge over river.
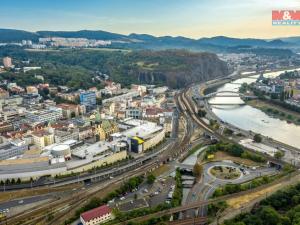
[205,91,257,106]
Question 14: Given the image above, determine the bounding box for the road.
[183,160,277,218]
[0,195,53,212]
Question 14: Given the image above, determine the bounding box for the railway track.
[168,217,207,225]
[2,160,159,225]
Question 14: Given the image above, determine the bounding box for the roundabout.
[208,165,242,181]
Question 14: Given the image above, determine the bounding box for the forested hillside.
[0,47,229,89]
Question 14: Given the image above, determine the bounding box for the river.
[208,68,300,148]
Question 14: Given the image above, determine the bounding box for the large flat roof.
[122,122,163,139]
[72,141,111,158]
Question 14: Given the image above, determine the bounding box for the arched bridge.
[204,90,257,99]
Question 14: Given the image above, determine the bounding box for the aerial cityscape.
[0,1,300,225]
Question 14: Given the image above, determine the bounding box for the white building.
[26,107,63,123]
[80,205,113,225]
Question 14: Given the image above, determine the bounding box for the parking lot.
[112,176,176,212]
[147,177,175,207]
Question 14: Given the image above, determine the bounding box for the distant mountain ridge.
[0,28,299,51]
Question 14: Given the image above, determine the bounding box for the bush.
[147,174,156,185]
[253,134,262,143]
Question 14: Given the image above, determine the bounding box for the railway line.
[168,217,207,225]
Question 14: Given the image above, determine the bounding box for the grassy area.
[210,166,241,180]
[207,151,264,167]
[247,99,300,125]
[136,61,159,70]
[213,174,282,198]
[204,142,266,165]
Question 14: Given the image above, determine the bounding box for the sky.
[1,0,300,39]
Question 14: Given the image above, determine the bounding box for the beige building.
[79,126,94,140]
[26,86,39,94]
[3,57,12,68]
[31,130,54,150]
[95,120,119,141]
[0,88,9,99]
[56,103,85,118]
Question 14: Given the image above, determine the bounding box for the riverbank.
[247,99,300,125]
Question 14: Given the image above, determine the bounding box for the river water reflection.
[209,68,300,148]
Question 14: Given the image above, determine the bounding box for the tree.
[274,151,284,159]
[257,206,281,225]
[147,174,156,185]
[193,162,203,179]
[253,134,262,143]
[70,111,76,118]
[197,109,206,117]
[280,91,285,101]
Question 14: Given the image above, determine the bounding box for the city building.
[119,119,165,153]
[26,107,63,123]
[31,130,54,150]
[0,140,28,160]
[56,103,85,118]
[26,86,39,94]
[95,120,119,141]
[0,95,23,106]
[78,126,94,140]
[126,107,142,119]
[3,57,12,68]
[54,127,79,143]
[0,88,9,99]
[23,67,42,73]
[22,93,42,105]
[80,205,113,225]
[80,91,96,111]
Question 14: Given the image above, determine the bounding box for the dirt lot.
[152,164,171,177]
[226,183,282,209]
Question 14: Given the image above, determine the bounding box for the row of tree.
[224,182,300,225]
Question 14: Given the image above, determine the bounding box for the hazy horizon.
[1,0,300,39]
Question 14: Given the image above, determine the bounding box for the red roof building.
[80,205,112,225]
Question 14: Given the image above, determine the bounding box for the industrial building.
[117,118,165,153]
[0,141,28,160]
